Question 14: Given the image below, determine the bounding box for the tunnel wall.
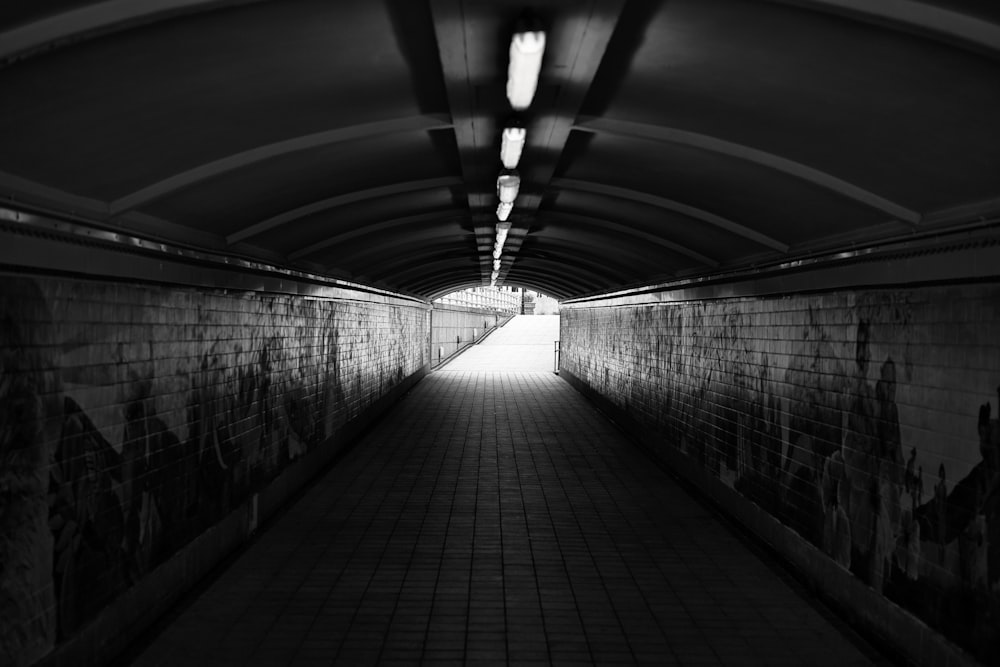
[430,305,509,367]
[0,267,430,667]
[559,274,1000,663]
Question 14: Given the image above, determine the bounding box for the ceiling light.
[501,126,526,169]
[496,221,511,242]
[497,201,513,221]
[507,29,546,110]
[497,170,520,203]
[493,259,502,271]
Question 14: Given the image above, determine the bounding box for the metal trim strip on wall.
[561,225,1000,309]
[0,205,430,308]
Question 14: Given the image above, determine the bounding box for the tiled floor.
[129,321,887,666]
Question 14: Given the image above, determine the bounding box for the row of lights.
[491,21,545,287]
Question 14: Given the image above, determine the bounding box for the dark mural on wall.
[0,275,427,666]
[562,285,1000,661]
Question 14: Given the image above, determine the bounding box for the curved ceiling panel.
[141,127,460,232]
[554,132,904,250]
[0,2,446,199]
[0,0,996,300]
[287,209,469,262]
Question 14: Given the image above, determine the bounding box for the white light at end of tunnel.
[507,30,545,110]
[497,201,513,221]
[501,126,526,169]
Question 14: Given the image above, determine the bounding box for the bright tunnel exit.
[432,286,560,372]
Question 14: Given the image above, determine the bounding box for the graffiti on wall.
[0,276,426,665]
[562,286,1000,659]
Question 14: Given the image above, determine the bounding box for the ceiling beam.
[429,0,493,284]
[0,0,260,64]
[288,209,467,260]
[367,257,479,284]
[339,241,479,281]
[226,176,463,245]
[414,275,487,297]
[110,115,452,214]
[538,211,719,267]
[574,117,920,225]
[332,234,476,269]
[768,0,1000,57]
[494,244,618,289]
[0,170,109,217]
[486,264,585,296]
[426,281,491,300]
[921,195,1000,228]
[502,264,602,295]
[521,232,665,279]
[550,178,790,252]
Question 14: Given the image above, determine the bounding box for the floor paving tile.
[126,318,891,666]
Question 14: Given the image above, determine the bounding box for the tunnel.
[1,1,999,665]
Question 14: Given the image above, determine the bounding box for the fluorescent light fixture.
[497,201,513,221]
[501,126,526,169]
[507,29,546,110]
[493,259,502,271]
[496,221,511,242]
[497,170,520,203]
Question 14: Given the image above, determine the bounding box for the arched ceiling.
[1,0,998,301]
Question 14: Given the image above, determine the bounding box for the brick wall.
[0,272,429,666]
[560,283,1000,661]
[430,306,506,366]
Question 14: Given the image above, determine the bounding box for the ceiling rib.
[337,235,474,268]
[0,0,250,63]
[514,244,633,283]
[770,0,1000,57]
[0,169,109,217]
[550,178,790,252]
[226,176,463,245]
[538,211,719,267]
[368,257,479,283]
[429,0,489,283]
[574,117,920,225]
[921,196,1000,228]
[434,264,580,298]
[288,210,467,260]
[110,115,453,215]
[414,275,486,297]
[407,258,590,296]
[504,265,601,294]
